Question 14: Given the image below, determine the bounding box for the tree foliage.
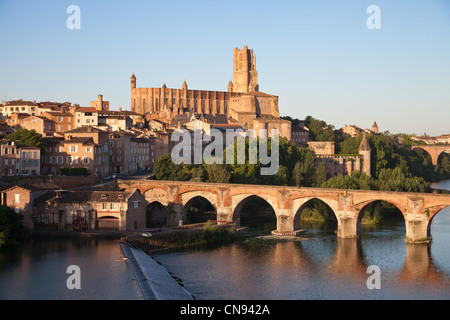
[0,205,30,248]
[6,129,44,151]
[153,117,448,194]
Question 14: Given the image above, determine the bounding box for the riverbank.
[126,221,238,253]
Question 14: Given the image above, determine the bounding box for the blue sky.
[0,0,449,135]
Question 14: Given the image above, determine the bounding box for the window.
[133,201,140,209]
[102,203,107,210]
[14,194,20,203]
[70,145,77,153]
[83,157,89,164]
[110,203,114,210]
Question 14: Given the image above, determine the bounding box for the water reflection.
[0,239,143,300]
[154,215,450,299]
[398,244,448,284]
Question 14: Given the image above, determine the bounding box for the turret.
[131,73,136,89]
[228,80,233,92]
[358,133,371,176]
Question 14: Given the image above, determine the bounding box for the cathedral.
[130,46,291,139]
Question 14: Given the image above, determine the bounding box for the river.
[0,181,449,300]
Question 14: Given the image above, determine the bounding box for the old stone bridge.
[119,179,450,243]
[411,145,450,165]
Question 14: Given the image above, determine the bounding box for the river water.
[0,238,143,300]
[0,181,449,300]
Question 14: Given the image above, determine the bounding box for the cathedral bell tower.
[232,46,259,93]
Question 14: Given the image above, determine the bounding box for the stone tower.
[232,46,259,93]
[131,73,136,89]
[359,133,371,176]
[372,121,378,134]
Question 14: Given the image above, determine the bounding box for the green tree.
[153,154,190,181]
[273,165,288,186]
[204,163,231,183]
[189,165,205,182]
[6,129,44,151]
[313,161,327,187]
[0,205,30,247]
[304,116,335,142]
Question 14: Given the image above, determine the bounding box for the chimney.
[119,107,122,112]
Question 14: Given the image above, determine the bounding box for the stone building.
[41,136,100,177]
[40,111,74,135]
[291,125,310,148]
[0,139,41,176]
[1,183,59,228]
[71,106,98,128]
[309,134,371,177]
[19,115,55,137]
[0,100,40,118]
[32,189,146,231]
[40,126,111,178]
[108,131,152,174]
[90,94,110,111]
[130,46,291,139]
[308,141,335,155]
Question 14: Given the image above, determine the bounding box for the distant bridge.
[411,145,450,165]
[119,180,450,244]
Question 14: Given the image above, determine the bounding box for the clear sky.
[1,0,449,136]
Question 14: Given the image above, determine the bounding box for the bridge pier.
[216,210,234,226]
[336,215,360,239]
[167,203,183,226]
[404,215,431,243]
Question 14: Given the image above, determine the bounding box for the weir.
[120,242,195,300]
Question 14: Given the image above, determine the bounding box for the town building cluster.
[0,46,388,234]
[411,134,450,145]
[0,96,168,178]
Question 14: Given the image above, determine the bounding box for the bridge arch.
[427,205,450,244]
[182,195,217,224]
[146,201,166,228]
[143,188,170,206]
[355,199,406,239]
[355,199,406,223]
[232,194,278,228]
[180,191,218,212]
[292,197,339,231]
[427,205,450,221]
